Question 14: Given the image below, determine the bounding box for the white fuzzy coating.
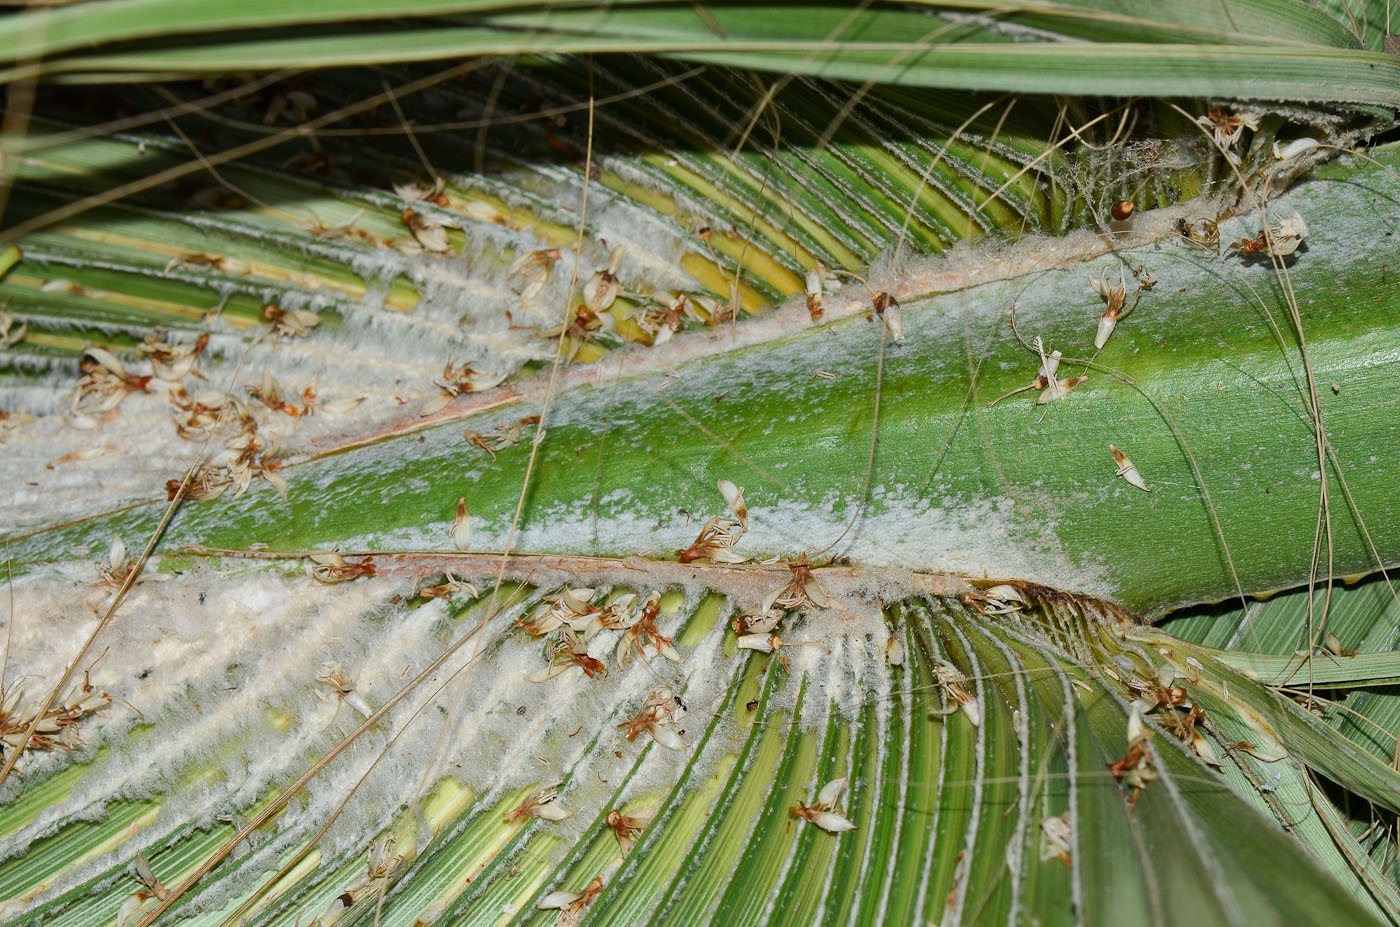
[0,547,922,919]
[0,188,708,535]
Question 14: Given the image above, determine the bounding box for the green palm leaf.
[4,4,1400,924]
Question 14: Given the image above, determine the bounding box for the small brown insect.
[1110,200,1134,221]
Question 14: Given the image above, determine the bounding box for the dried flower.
[510,247,561,303]
[616,593,680,666]
[583,247,625,313]
[626,295,688,346]
[314,834,403,925]
[872,291,903,341]
[116,851,169,927]
[805,267,825,321]
[464,415,541,458]
[450,497,472,550]
[537,859,620,926]
[421,360,508,415]
[967,583,1025,616]
[402,208,454,253]
[0,408,35,447]
[1109,444,1149,492]
[138,331,208,382]
[71,346,153,416]
[760,555,831,615]
[96,533,135,588]
[987,336,1062,407]
[537,303,617,360]
[932,660,980,726]
[1040,813,1072,865]
[616,687,687,750]
[1226,211,1309,259]
[1037,375,1088,405]
[606,807,653,853]
[1088,265,1141,350]
[418,572,480,600]
[790,777,856,833]
[1107,706,1157,804]
[731,609,783,637]
[506,787,573,823]
[677,516,750,564]
[393,176,446,204]
[520,588,599,637]
[1195,108,1261,163]
[527,629,607,682]
[316,661,373,719]
[261,302,320,340]
[716,478,748,530]
[307,552,376,584]
[0,674,112,766]
[0,309,29,348]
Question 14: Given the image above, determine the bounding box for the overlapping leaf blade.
[0,565,1392,926]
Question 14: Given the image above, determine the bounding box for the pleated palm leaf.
[2,2,1400,925]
